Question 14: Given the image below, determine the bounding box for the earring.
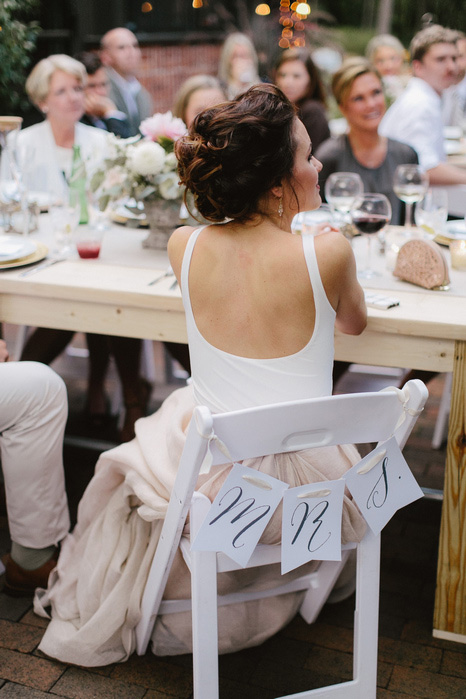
[42,106,49,114]
[278,196,283,217]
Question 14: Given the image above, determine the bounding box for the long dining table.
[0,218,465,643]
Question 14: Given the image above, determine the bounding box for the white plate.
[442,220,466,239]
[0,236,37,262]
[445,140,464,155]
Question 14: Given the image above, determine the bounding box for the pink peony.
[140,111,187,142]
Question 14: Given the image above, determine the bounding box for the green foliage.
[0,0,40,115]
[331,27,376,58]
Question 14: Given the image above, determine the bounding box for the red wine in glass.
[350,194,391,279]
[352,214,389,235]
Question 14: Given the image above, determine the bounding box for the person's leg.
[107,336,148,441]
[85,333,111,417]
[0,362,70,593]
[20,328,74,364]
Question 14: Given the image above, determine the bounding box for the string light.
[141,2,153,12]
[255,3,271,15]
[278,0,310,47]
[192,0,203,7]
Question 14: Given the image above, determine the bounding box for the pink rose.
[140,111,187,142]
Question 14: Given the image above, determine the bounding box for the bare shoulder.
[313,230,354,271]
[167,225,196,277]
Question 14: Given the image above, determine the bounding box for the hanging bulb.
[193,0,203,7]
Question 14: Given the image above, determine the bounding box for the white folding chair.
[135,379,428,699]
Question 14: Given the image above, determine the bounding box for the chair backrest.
[136,379,428,655]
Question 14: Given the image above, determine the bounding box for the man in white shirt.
[443,32,466,127]
[100,27,153,136]
[380,25,466,185]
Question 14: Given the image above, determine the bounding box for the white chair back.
[136,379,428,698]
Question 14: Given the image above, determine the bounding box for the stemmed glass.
[414,188,448,240]
[50,202,80,257]
[393,164,429,229]
[350,193,392,279]
[325,172,364,222]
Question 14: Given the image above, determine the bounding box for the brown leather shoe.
[2,551,58,597]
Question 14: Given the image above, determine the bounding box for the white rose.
[157,172,181,200]
[163,151,178,173]
[128,141,165,176]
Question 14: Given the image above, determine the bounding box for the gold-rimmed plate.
[0,242,48,270]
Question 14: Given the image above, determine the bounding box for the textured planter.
[142,199,182,249]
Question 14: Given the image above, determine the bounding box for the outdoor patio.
[0,331,465,698]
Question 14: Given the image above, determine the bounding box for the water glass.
[393,164,429,228]
[414,188,448,239]
[50,203,80,256]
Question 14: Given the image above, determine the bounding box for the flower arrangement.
[90,111,187,211]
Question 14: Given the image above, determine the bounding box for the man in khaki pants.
[0,340,70,595]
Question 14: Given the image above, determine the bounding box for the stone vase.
[142,199,182,249]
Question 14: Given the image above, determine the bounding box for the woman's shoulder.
[386,137,418,163]
[167,224,203,278]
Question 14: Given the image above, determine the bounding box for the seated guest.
[315,57,418,225]
[16,55,148,443]
[218,32,261,99]
[442,31,466,127]
[11,54,108,201]
[0,340,69,596]
[172,74,225,128]
[380,24,466,186]
[34,84,367,666]
[75,51,130,137]
[100,27,153,136]
[365,33,409,103]
[274,47,330,151]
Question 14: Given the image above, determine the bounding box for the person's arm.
[0,339,9,362]
[427,162,466,185]
[315,231,367,336]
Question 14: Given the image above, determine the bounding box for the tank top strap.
[301,233,331,310]
[180,225,209,312]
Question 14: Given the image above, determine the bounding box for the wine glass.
[50,201,80,256]
[414,188,448,240]
[325,172,364,219]
[350,193,392,279]
[393,164,428,228]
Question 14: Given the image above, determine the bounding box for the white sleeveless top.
[181,226,336,414]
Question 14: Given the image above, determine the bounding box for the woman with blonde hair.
[315,57,417,224]
[16,54,108,199]
[274,47,330,151]
[172,74,225,127]
[218,32,261,98]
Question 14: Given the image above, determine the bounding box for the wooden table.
[0,221,465,642]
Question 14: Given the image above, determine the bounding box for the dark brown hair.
[274,48,327,107]
[175,83,297,223]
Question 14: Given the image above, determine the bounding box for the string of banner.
[192,435,423,575]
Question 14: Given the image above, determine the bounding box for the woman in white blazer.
[17,56,148,442]
[15,54,108,200]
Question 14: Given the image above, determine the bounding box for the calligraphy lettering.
[208,486,271,549]
[366,457,389,509]
[290,500,331,553]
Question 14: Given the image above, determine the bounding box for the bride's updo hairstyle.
[175,83,297,223]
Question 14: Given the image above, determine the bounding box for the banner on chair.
[281,479,345,575]
[191,464,289,567]
[191,437,423,573]
[344,435,423,536]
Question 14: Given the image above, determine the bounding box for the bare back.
[168,221,366,360]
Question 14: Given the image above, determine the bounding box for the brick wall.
[139,42,222,113]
